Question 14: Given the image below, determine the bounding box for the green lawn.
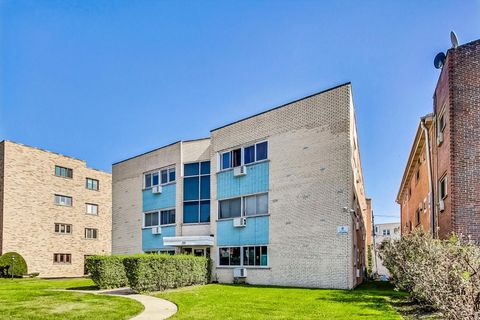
[155,282,407,319]
[0,278,143,320]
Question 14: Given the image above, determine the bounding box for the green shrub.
[86,255,129,289]
[123,254,208,292]
[0,252,28,277]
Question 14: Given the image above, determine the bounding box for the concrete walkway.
[65,288,178,320]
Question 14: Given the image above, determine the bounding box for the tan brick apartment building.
[113,83,372,289]
[0,141,112,277]
[397,38,480,240]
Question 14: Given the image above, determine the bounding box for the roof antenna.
[450,31,459,48]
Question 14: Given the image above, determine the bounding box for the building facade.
[397,38,480,241]
[0,141,112,277]
[373,222,400,277]
[112,82,371,289]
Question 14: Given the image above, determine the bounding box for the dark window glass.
[222,152,231,170]
[161,170,168,184]
[230,247,241,265]
[55,166,61,176]
[152,173,159,186]
[261,246,268,266]
[161,209,175,225]
[184,202,199,223]
[184,177,199,201]
[219,248,230,265]
[232,149,242,167]
[145,174,152,188]
[169,168,176,182]
[256,141,268,161]
[255,246,261,265]
[200,161,210,175]
[145,212,159,227]
[184,163,199,176]
[200,201,210,222]
[244,145,255,164]
[219,198,241,219]
[200,176,210,199]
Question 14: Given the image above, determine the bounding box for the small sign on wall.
[337,226,349,234]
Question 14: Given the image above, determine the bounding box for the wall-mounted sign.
[337,226,349,234]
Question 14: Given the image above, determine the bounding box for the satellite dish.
[450,31,459,48]
[434,52,446,69]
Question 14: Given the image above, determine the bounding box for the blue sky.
[1,1,479,223]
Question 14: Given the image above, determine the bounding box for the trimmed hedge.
[123,254,208,292]
[0,252,27,277]
[86,255,129,289]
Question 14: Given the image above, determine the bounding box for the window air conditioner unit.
[437,132,444,146]
[233,166,247,177]
[151,226,162,235]
[233,217,247,228]
[233,268,247,278]
[152,185,162,194]
[439,200,445,212]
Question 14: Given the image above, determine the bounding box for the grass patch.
[0,278,143,320]
[155,281,408,319]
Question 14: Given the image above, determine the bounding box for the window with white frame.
[54,253,71,264]
[183,161,210,224]
[439,174,448,199]
[54,223,72,234]
[218,193,268,219]
[219,246,268,267]
[143,209,176,227]
[85,228,98,239]
[220,141,268,170]
[383,229,390,236]
[144,211,159,227]
[54,194,72,206]
[86,203,98,215]
[144,166,176,189]
[160,209,175,225]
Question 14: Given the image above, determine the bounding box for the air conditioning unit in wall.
[439,200,445,212]
[234,268,247,278]
[233,166,247,177]
[437,132,444,146]
[151,226,162,235]
[233,217,247,228]
[152,185,162,194]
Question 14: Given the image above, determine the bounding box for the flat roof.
[210,82,351,132]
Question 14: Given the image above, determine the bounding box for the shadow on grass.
[66,285,100,291]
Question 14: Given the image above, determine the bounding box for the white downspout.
[420,118,435,237]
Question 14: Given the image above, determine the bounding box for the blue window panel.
[161,170,168,184]
[152,173,159,186]
[200,201,210,222]
[256,141,268,161]
[142,183,176,212]
[217,161,269,200]
[244,145,255,164]
[216,216,269,246]
[184,202,199,223]
[184,163,199,176]
[142,225,176,251]
[169,169,176,182]
[145,174,152,188]
[222,152,231,170]
[200,176,210,199]
[184,177,199,201]
[201,161,210,175]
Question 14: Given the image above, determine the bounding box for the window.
[416,209,421,226]
[55,166,73,178]
[243,246,268,266]
[54,223,72,234]
[416,168,420,182]
[219,193,268,219]
[144,211,159,227]
[86,178,99,191]
[85,228,98,239]
[144,166,176,188]
[439,175,448,199]
[220,141,268,170]
[54,253,71,264]
[438,112,446,133]
[375,226,378,234]
[183,161,210,223]
[219,246,268,267]
[54,195,72,206]
[86,203,98,215]
[219,247,241,266]
[382,229,390,236]
[160,209,176,225]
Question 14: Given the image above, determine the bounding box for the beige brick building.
[113,82,370,289]
[0,141,112,277]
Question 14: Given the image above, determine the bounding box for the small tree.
[0,252,28,277]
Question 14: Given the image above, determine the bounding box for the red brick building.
[397,38,480,240]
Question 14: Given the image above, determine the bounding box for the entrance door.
[181,247,210,257]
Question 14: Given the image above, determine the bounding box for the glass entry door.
[181,247,210,258]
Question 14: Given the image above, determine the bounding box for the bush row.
[0,252,28,277]
[380,230,480,320]
[87,254,209,292]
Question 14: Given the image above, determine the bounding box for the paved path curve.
[66,288,177,320]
